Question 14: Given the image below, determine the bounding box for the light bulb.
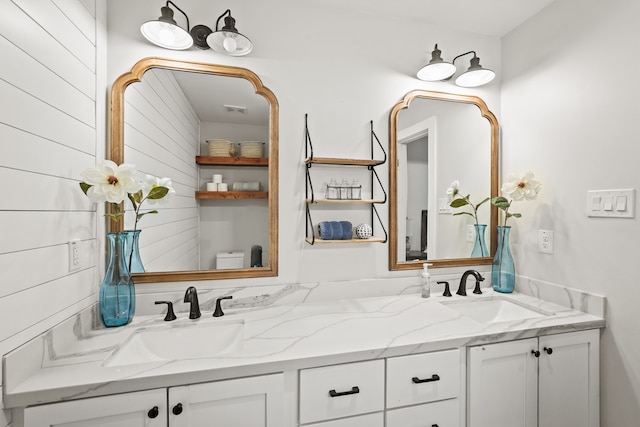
[223,35,237,53]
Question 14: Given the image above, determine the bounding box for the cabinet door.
[23,389,166,427]
[305,412,384,427]
[538,330,599,427]
[468,338,538,427]
[168,374,284,427]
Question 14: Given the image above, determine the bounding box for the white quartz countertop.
[3,289,605,408]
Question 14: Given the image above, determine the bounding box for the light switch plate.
[438,198,452,214]
[587,189,635,218]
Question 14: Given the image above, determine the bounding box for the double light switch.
[587,189,635,218]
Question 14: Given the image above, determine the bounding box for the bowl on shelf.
[240,141,264,158]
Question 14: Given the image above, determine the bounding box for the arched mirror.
[389,90,498,270]
[110,57,278,283]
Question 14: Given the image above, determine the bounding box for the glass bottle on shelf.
[351,179,361,199]
[339,179,350,199]
[326,178,339,199]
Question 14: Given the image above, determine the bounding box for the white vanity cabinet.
[467,329,599,427]
[168,373,284,426]
[22,374,284,427]
[23,388,167,427]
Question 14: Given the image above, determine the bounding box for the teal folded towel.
[318,221,352,240]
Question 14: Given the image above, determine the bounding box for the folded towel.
[318,221,353,240]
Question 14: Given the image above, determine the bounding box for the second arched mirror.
[110,57,278,283]
[389,90,498,270]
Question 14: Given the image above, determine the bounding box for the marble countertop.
[2,289,605,408]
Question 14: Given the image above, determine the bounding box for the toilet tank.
[216,251,245,269]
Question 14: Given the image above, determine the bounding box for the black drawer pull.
[147,406,159,418]
[172,403,183,415]
[432,424,439,427]
[329,386,360,397]
[412,374,440,384]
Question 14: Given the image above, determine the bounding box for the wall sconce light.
[141,3,253,56]
[417,44,495,87]
[140,1,193,50]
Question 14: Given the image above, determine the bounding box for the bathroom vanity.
[3,289,604,427]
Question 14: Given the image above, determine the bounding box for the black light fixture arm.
[215,9,232,31]
[452,50,478,65]
[165,0,190,31]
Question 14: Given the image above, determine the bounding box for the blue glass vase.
[123,230,144,273]
[99,232,135,327]
[471,224,489,257]
[492,225,515,293]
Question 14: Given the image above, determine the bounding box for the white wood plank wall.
[123,68,200,272]
[0,0,99,422]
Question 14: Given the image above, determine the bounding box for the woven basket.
[207,139,232,157]
[240,141,265,158]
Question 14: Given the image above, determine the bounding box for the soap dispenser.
[421,263,433,298]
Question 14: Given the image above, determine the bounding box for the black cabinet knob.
[531,350,540,358]
[544,347,553,355]
[172,403,183,415]
[147,406,159,418]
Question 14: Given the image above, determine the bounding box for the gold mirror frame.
[389,90,498,270]
[109,57,278,283]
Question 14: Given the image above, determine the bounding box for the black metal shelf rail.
[304,113,388,244]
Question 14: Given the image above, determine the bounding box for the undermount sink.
[442,297,550,324]
[104,319,244,367]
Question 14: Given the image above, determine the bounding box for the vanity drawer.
[299,359,384,424]
[386,349,460,408]
[386,398,460,427]
[304,412,384,427]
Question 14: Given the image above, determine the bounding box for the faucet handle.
[213,296,233,317]
[473,274,485,294]
[155,301,177,321]
[438,281,452,297]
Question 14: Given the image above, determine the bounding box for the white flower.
[141,175,175,205]
[501,172,542,201]
[80,160,141,203]
[446,180,460,200]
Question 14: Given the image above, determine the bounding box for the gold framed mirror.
[110,57,278,283]
[389,90,498,270]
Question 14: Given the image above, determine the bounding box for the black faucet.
[457,270,485,296]
[155,301,177,321]
[213,296,233,317]
[183,286,201,319]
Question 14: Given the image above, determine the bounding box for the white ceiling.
[306,0,557,37]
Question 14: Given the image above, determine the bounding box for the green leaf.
[453,212,473,217]
[136,210,159,221]
[132,190,143,204]
[79,182,91,195]
[148,186,169,200]
[104,212,125,222]
[475,197,490,209]
[127,193,138,210]
[511,213,522,218]
[450,198,469,208]
[491,196,510,210]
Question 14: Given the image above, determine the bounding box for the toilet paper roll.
[212,174,223,183]
[206,183,218,191]
[218,183,228,192]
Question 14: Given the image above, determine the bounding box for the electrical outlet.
[466,225,475,242]
[68,239,81,271]
[538,230,554,254]
[438,198,452,214]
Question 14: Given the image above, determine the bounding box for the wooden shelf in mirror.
[305,198,385,204]
[304,157,384,167]
[305,237,386,244]
[196,156,269,166]
[195,191,269,199]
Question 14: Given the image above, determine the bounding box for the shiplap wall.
[123,68,200,271]
[0,0,101,423]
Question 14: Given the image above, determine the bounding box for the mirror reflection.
[110,58,278,283]
[389,90,498,270]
